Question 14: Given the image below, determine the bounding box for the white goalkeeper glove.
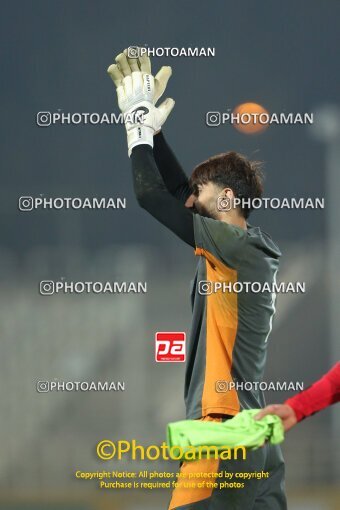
[107,49,175,156]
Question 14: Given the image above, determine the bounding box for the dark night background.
[0,1,339,509]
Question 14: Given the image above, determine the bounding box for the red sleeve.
[285,363,340,422]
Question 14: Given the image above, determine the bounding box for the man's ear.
[185,194,196,208]
[221,187,234,198]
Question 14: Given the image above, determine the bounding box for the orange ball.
[232,102,269,134]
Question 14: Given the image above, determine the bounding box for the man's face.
[186,182,230,219]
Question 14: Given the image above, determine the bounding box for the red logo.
[155,332,186,362]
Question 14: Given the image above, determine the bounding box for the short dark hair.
[189,151,264,219]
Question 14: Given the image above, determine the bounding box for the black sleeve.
[153,131,192,204]
[130,144,195,247]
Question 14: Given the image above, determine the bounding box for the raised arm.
[107,49,195,246]
[153,131,192,204]
[108,48,193,202]
[131,144,195,247]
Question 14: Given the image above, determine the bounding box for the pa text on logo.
[155,332,186,362]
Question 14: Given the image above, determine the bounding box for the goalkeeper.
[107,48,286,510]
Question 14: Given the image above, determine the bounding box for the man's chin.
[194,206,218,219]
